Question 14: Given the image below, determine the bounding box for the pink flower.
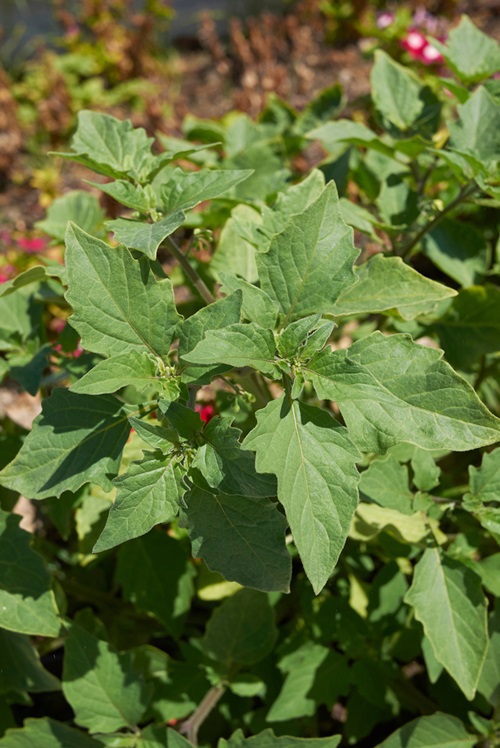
[401,29,427,57]
[18,237,47,253]
[195,403,216,424]
[0,230,11,249]
[0,264,16,283]
[377,12,394,29]
[73,343,84,359]
[50,318,66,335]
[420,44,443,64]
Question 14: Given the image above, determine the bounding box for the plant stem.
[178,685,226,746]
[399,181,478,260]
[165,236,215,305]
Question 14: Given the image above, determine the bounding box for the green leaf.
[192,417,277,498]
[404,549,488,699]
[211,204,261,283]
[478,602,500,708]
[182,322,279,378]
[71,351,161,395]
[267,641,330,721]
[0,718,101,748]
[55,111,155,181]
[371,51,425,131]
[293,84,345,135]
[243,396,360,594]
[332,255,456,320]
[431,16,500,84]
[65,224,181,358]
[35,190,105,242]
[423,218,490,287]
[0,511,60,637]
[62,623,147,733]
[0,629,60,693]
[449,87,500,168]
[152,167,253,213]
[106,212,186,260]
[0,510,60,636]
[308,120,393,157]
[359,455,414,515]
[181,484,290,592]
[0,267,64,299]
[376,713,475,748]
[220,730,341,748]
[256,182,358,325]
[306,332,500,453]
[435,285,500,370]
[0,389,131,499]
[88,180,151,212]
[93,452,185,552]
[178,292,242,385]
[218,272,279,329]
[202,588,277,671]
[466,446,500,504]
[277,315,322,358]
[116,530,195,636]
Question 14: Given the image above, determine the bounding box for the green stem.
[165,236,215,305]
[399,181,478,260]
[178,685,226,746]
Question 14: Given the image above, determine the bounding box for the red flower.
[195,403,215,424]
[18,237,47,253]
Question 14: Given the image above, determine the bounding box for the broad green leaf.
[152,167,253,213]
[449,87,500,168]
[478,602,500,707]
[202,588,277,671]
[293,84,345,135]
[0,389,131,499]
[371,51,424,131]
[477,554,500,596]
[422,635,443,684]
[93,452,185,552]
[256,182,358,325]
[0,629,60,693]
[423,218,490,287]
[225,141,290,201]
[277,315,322,358]
[71,351,161,395]
[106,212,186,260]
[178,291,242,384]
[306,332,500,453]
[367,562,408,622]
[0,511,60,636]
[339,198,381,241]
[218,272,279,329]
[435,285,500,370]
[351,504,428,544]
[267,641,329,721]
[65,224,180,358]
[35,190,105,242]
[242,395,360,594]
[192,417,277,498]
[9,344,52,396]
[127,418,176,452]
[431,16,500,84]
[404,549,488,699]
[466,446,500,504]
[410,448,441,492]
[88,180,151,213]
[220,730,341,748]
[359,455,414,515]
[182,322,279,378]
[116,530,195,636]
[181,485,290,592]
[308,120,394,158]
[376,713,475,748]
[332,255,456,320]
[0,718,101,748]
[55,111,155,181]
[0,267,64,299]
[211,204,261,283]
[63,623,147,733]
[160,401,204,440]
